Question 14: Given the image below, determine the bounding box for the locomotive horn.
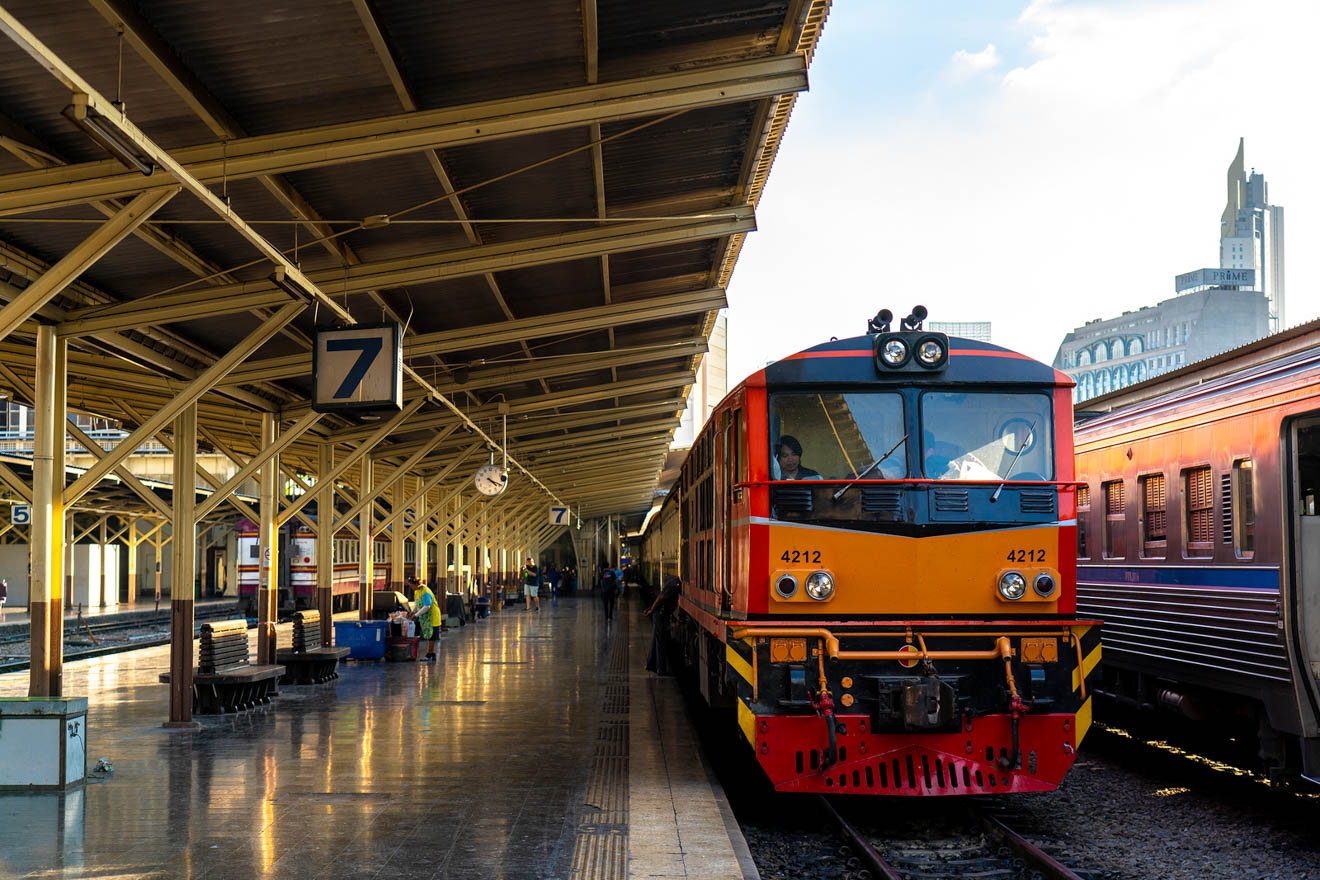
[901,304,928,331]
[867,308,893,334]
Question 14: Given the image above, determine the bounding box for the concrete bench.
[193,620,284,714]
[276,610,349,684]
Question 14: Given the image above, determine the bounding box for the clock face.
[473,463,508,497]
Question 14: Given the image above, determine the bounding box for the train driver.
[774,435,822,480]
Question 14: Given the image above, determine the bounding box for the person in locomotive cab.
[774,435,822,480]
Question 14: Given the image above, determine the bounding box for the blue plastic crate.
[334,620,388,659]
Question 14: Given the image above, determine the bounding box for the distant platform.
[0,597,756,880]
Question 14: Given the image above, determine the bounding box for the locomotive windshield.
[769,392,907,480]
[920,391,1054,481]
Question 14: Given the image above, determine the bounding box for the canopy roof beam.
[0,55,807,215]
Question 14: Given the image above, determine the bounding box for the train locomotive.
[640,307,1100,795]
[1073,326,1320,782]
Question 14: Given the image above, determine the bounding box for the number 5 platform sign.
[313,324,402,413]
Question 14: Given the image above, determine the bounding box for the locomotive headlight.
[774,574,799,599]
[880,338,909,367]
[916,338,946,367]
[805,571,835,600]
[1033,573,1057,597]
[998,571,1027,600]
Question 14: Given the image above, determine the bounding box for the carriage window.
[1232,459,1255,558]
[1103,480,1125,558]
[1140,473,1167,557]
[249,543,259,560]
[1184,466,1214,558]
[1077,485,1090,559]
[921,392,1054,481]
[769,392,906,480]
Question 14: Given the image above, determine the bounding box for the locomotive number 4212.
[780,549,822,564]
[1006,548,1047,563]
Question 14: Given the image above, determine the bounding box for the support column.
[166,402,198,727]
[391,480,405,590]
[257,412,279,666]
[357,457,373,620]
[317,443,333,645]
[414,491,428,587]
[128,519,139,605]
[28,326,65,697]
[98,516,109,608]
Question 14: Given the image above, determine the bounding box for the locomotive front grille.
[860,487,902,512]
[932,488,969,512]
[1018,489,1056,514]
[772,487,813,513]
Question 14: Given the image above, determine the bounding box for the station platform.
[0,596,757,880]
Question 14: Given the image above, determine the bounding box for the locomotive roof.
[756,334,1070,388]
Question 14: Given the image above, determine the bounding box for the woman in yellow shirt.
[410,577,441,661]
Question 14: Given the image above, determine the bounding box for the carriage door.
[1287,416,1320,741]
[714,412,732,614]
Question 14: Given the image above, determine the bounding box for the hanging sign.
[312,323,402,413]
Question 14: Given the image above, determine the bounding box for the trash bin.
[334,620,388,659]
[386,637,418,662]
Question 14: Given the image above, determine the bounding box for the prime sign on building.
[1174,268,1255,292]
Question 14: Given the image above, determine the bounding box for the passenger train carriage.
[236,519,391,614]
[1073,325,1320,782]
[641,309,1100,795]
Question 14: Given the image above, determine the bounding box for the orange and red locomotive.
[641,308,1100,795]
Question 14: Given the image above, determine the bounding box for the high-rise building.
[928,321,991,342]
[1219,138,1285,331]
[672,312,728,448]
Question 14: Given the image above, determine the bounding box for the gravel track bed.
[725,726,1320,879]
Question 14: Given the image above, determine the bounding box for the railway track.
[0,604,243,673]
[819,795,1087,880]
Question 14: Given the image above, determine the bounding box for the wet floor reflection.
[0,598,616,878]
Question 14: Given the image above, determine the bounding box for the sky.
[724,0,1320,385]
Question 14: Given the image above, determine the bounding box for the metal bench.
[193,620,284,714]
[276,610,349,684]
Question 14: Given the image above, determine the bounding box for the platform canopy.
[0,0,829,524]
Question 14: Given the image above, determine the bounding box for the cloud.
[950,43,1001,78]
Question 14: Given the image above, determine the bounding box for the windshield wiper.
[832,433,908,501]
[990,417,1037,503]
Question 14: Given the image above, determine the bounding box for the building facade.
[928,320,991,342]
[672,312,728,448]
[1053,288,1268,402]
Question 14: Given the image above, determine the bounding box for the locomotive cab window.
[769,392,907,481]
[920,392,1054,481]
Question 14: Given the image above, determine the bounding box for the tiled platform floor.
[0,596,754,879]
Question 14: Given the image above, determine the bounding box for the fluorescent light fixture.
[268,266,313,303]
[61,96,154,176]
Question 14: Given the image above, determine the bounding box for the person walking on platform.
[645,575,682,674]
[547,565,560,606]
[522,558,540,611]
[410,576,440,661]
[600,565,619,622]
[0,577,7,621]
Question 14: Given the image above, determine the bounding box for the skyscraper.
[1220,138,1285,332]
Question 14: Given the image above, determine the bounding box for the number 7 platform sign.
[313,324,402,413]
